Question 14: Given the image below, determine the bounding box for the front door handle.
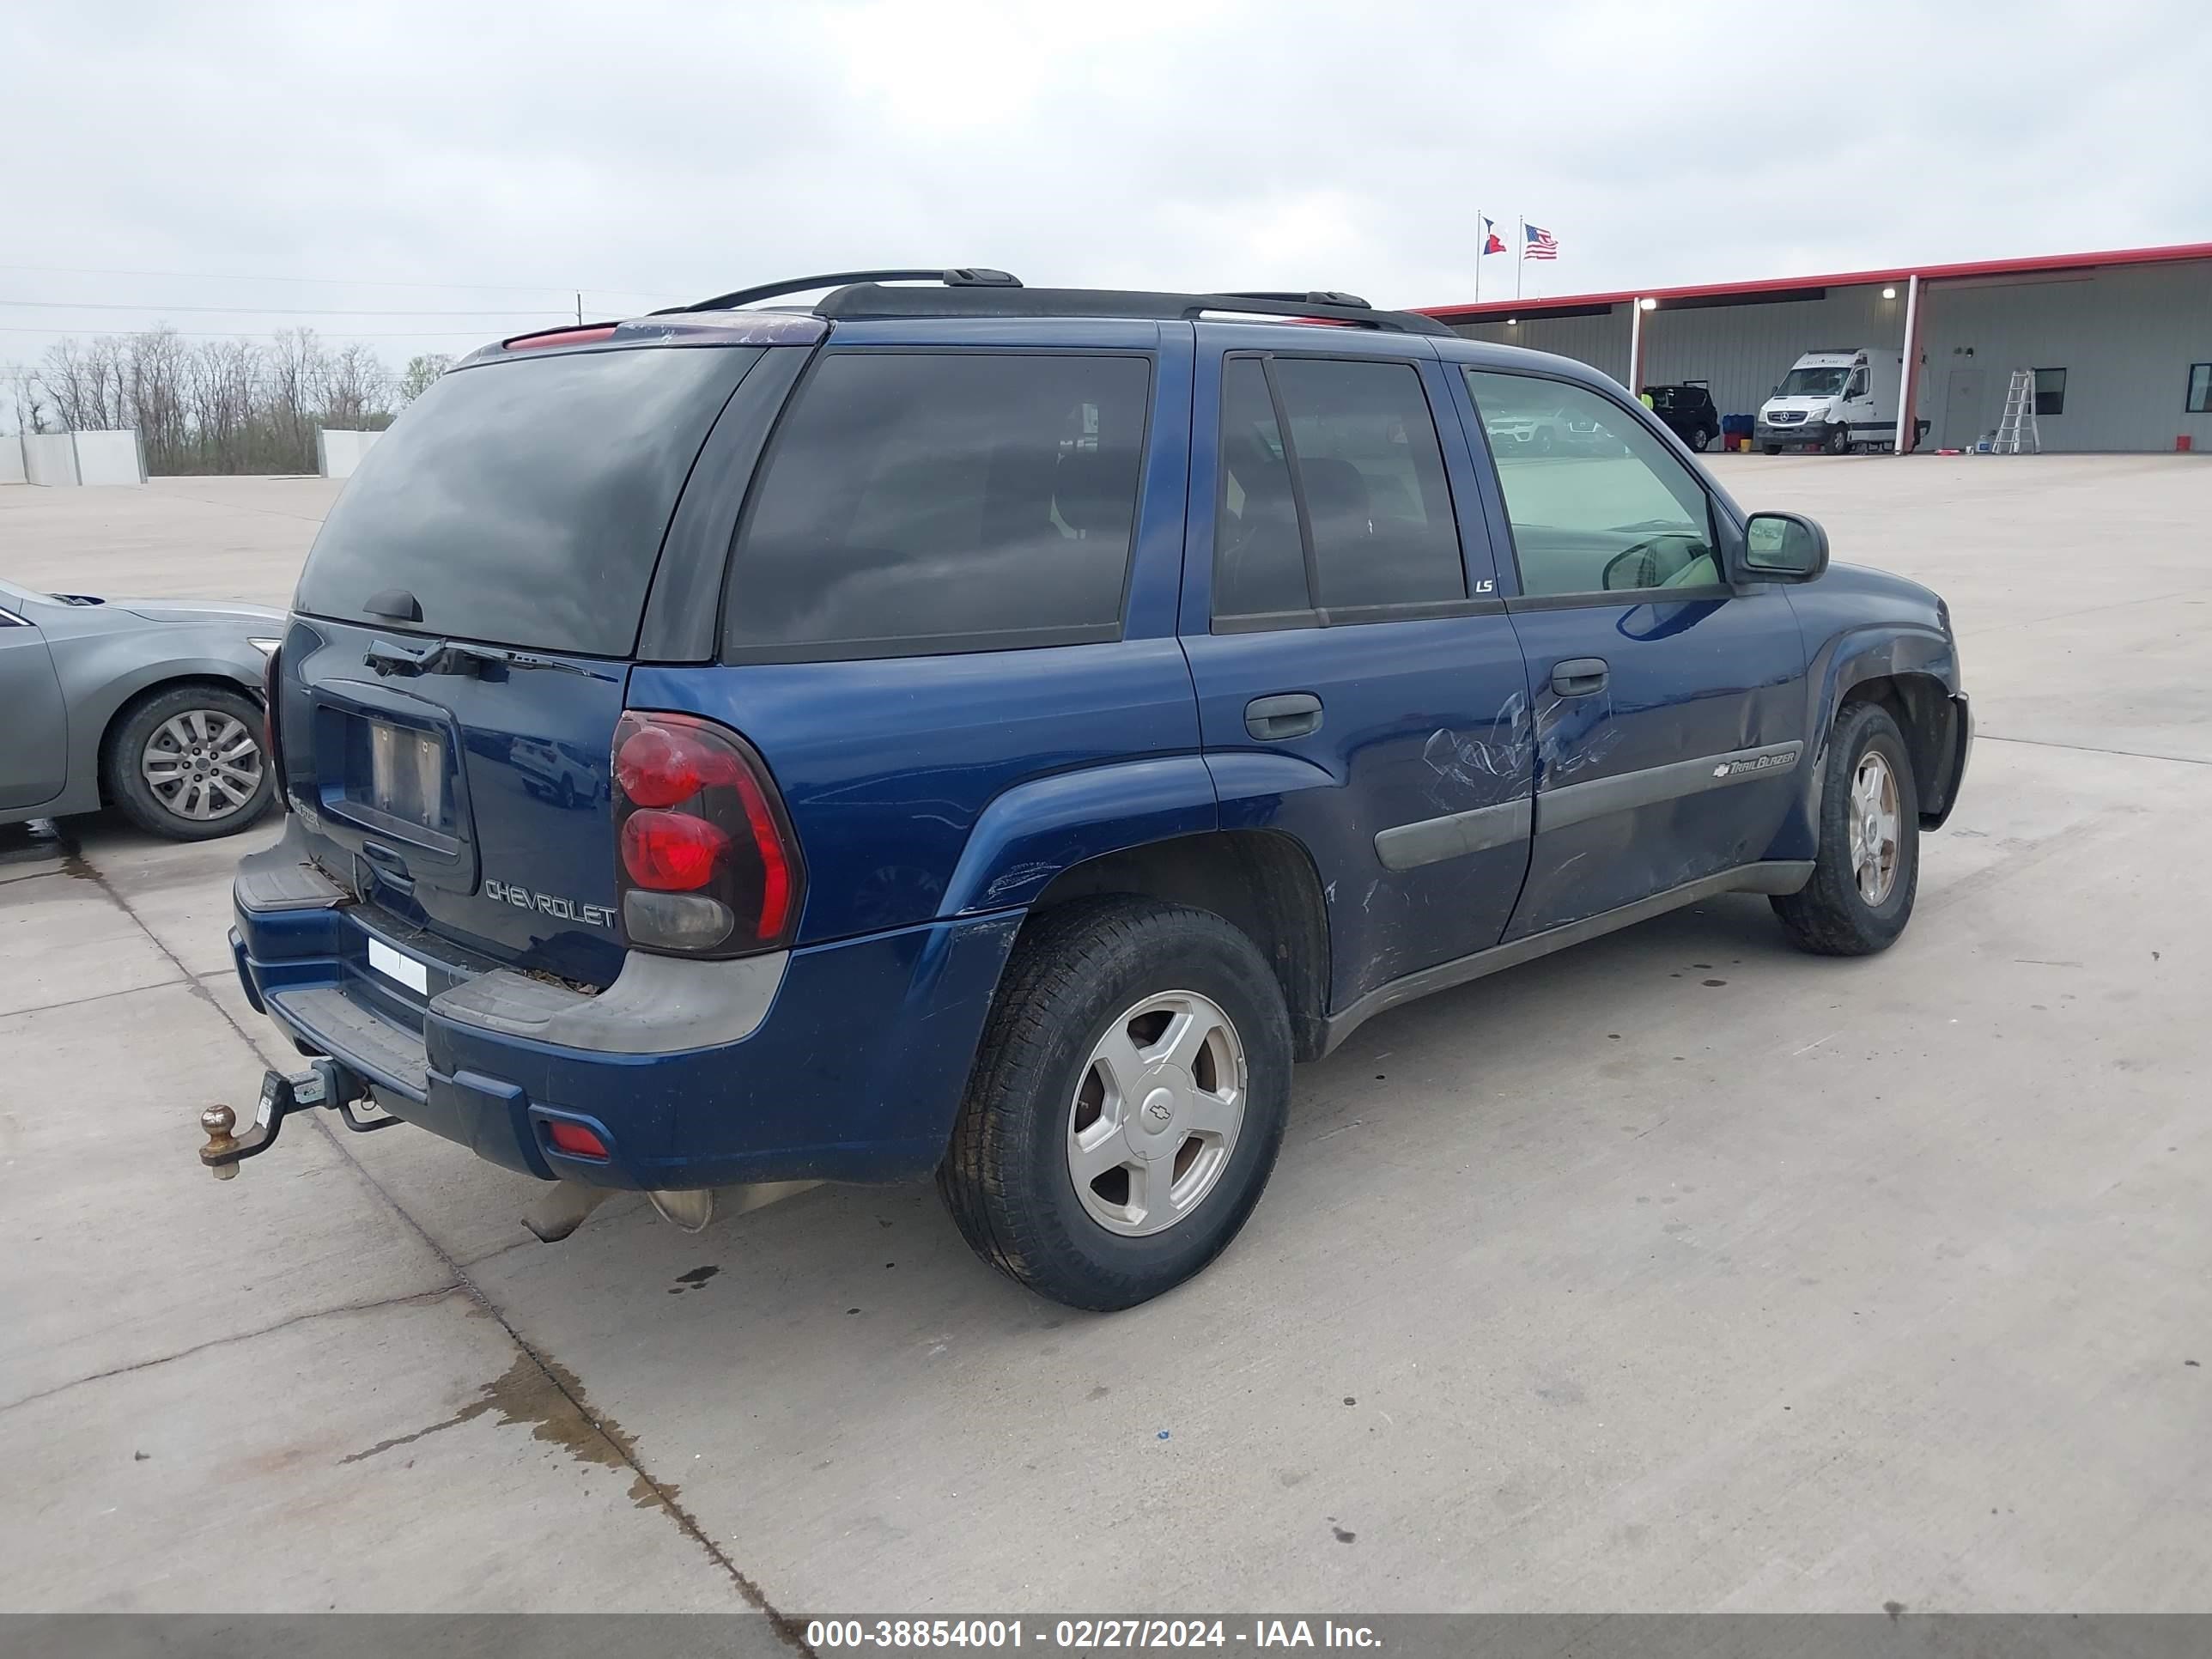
[1246,692,1323,741]
[1551,657,1609,697]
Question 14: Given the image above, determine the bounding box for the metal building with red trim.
[1419,242,2212,453]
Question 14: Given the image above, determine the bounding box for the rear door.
[1456,367,1808,939]
[631,324,1199,948]
[1182,330,1535,1010]
[282,338,784,986]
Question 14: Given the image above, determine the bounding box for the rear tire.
[939,896,1291,1310]
[1772,701,1919,956]
[103,684,274,841]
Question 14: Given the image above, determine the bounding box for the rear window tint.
[296,345,759,658]
[724,351,1150,659]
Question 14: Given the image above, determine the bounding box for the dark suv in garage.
[1644,381,1723,451]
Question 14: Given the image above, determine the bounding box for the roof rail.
[1218,289,1374,309]
[811,283,1453,337]
[665,267,1021,315]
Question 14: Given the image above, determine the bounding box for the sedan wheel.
[104,683,276,841]
[142,708,264,823]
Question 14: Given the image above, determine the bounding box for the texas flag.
[1481,216,1506,256]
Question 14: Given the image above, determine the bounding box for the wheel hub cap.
[141,708,264,823]
[1066,989,1247,1237]
[1848,750,1901,905]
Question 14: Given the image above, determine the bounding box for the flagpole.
[1516,216,1524,301]
[1474,210,1481,305]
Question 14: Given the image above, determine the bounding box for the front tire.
[1825,423,1852,456]
[939,896,1291,1311]
[1772,701,1919,956]
[103,684,275,841]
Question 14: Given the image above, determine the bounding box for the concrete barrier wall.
[317,428,383,479]
[22,432,80,486]
[71,429,145,485]
[0,434,23,485]
[17,430,146,486]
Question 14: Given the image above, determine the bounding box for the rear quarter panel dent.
[939,755,1219,915]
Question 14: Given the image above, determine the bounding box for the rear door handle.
[1245,692,1323,741]
[1551,657,1609,697]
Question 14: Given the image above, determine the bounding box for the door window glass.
[1270,358,1465,610]
[1464,371,1720,597]
[1213,358,1309,617]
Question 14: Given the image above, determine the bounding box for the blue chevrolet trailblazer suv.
[216,268,1971,1310]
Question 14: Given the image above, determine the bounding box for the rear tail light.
[611,711,805,957]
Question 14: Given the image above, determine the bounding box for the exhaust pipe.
[523,1181,615,1243]
[523,1180,819,1242]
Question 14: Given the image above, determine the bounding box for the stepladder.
[1993,368,2040,453]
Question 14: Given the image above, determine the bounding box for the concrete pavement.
[2,456,2207,1614]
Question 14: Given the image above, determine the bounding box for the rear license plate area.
[358,719,449,830]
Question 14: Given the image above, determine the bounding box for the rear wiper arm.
[362,639,616,682]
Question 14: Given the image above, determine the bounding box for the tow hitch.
[198,1059,398,1178]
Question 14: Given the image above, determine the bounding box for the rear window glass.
[725,351,1151,659]
[296,345,760,657]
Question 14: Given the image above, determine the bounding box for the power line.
[0,299,575,317]
[0,325,514,339]
[0,259,688,299]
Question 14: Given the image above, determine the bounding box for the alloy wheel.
[141,708,264,823]
[1848,750,1901,904]
[1066,989,1247,1237]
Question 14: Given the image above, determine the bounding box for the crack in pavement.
[1974,732,2209,768]
[63,849,812,1650]
[2,974,191,1020]
[0,1285,467,1419]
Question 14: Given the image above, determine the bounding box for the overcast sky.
[3,0,2209,377]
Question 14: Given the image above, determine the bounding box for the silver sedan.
[0,575,282,841]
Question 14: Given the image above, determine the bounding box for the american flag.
[1523,223,1559,260]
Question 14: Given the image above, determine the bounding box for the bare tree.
[5,363,50,434]
[265,327,325,470]
[317,342,392,431]
[125,328,192,472]
[25,326,404,473]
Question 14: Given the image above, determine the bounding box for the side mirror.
[1739,511,1829,582]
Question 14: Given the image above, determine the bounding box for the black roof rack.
[665,269,1450,337]
[817,282,1451,337]
[664,267,1021,315]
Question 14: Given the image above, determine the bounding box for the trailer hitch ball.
[201,1104,240,1181]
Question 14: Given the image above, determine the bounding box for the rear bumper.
[230,838,1021,1189]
